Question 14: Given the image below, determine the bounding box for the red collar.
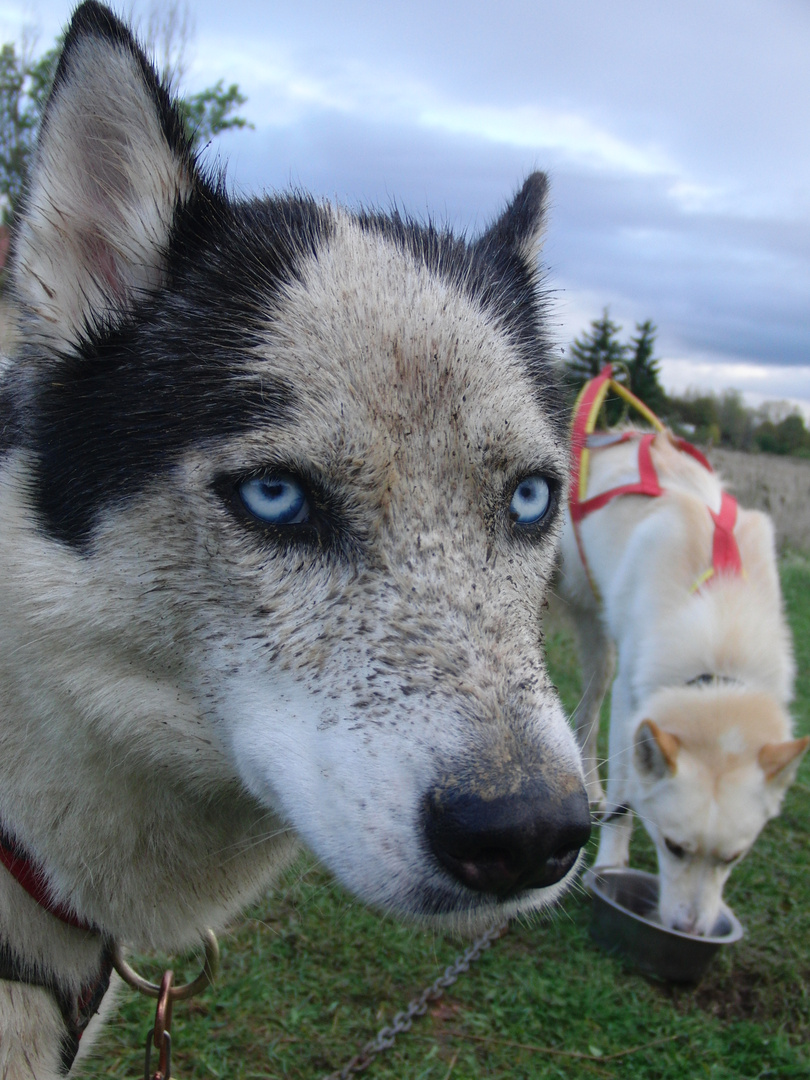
[0,824,110,1071]
[0,825,93,931]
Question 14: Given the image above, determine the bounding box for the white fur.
[0,6,585,1074]
[558,430,806,935]
[14,35,193,350]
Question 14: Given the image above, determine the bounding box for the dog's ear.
[635,719,680,779]
[475,172,548,279]
[11,0,199,350]
[759,736,809,786]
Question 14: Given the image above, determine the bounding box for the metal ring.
[113,928,219,1001]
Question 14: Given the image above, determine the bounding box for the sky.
[3,0,810,417]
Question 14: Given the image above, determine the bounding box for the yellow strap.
[574,375,665,501]
[610,379,666,432]
[690,565,747,594]
[689,568,715,593]
[574,377,613,500]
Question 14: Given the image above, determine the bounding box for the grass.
[86,552,810,1079]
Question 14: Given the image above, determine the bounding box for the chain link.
[322,919,509,1080]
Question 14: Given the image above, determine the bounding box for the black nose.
[424,781,591,898]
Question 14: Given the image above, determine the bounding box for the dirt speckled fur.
[0,3,589,1074]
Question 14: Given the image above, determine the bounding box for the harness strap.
[0,940,113,1073]
[0,829,92,932]
[573,432,662,520]
[711,490,744,576]
[686,672,742,688]
[569,366,668,598]
[569,365,743,600]
[0,824,110,1073]
[570,365,665,514]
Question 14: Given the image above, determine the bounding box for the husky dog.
[0,3,590,1073]
[558,426,807,936]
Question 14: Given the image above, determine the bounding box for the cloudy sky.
[4,0,810,415]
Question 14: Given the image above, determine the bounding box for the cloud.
[13,0,810,408]
[215,113,808,383]
[661,357,810,421]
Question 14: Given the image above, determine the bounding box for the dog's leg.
[571,613,614,811]
[594,663,635,868]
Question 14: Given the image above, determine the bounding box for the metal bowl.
[583,867,744,983]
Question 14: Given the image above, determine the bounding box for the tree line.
[564,310,810,458]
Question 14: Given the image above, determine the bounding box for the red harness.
[0,827,91,931]
[0,824,111,1073]
[569,366,743,596]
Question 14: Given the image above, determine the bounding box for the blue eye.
[239,475,310,525]
[510,476,551,525]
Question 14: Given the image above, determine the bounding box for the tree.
[627,319,667,415]
[775,413,807,455]
[177,81,251,148]
[753,419,779,454]
[0,43,29,226]
[755,399,801,426]
[566,308,627,385]
[564,310,668,426]
[0,39,57,227]
[0,4,250,229]
[716,389,753,450]
[138,3,251,150]
[141,0,196,86]
[666,391,721,445]
[754,411,810,456]
[564,309,625,424]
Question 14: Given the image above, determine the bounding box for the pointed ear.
[476,172,548,278]
[635,719,680,779]
[759,736,809,785]
[11,0,198,350]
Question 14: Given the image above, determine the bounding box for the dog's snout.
[424,780,591,898]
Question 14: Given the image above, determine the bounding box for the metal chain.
[322,919,510,1080]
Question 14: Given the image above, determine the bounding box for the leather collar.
[0,824,111,1073]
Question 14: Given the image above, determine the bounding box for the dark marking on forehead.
[22,190,334,549]
[30,339,293,550]
[354,209,567,442]
[0,385,23,457]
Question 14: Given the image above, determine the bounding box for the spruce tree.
[627,320,666,414]
[565,309,627,425]
[565,311,670,426]
[566,308,627,385]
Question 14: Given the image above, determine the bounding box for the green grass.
[86,554,810,1079]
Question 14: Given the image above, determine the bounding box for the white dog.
[557,370,807,936]
[0,4,590,1075]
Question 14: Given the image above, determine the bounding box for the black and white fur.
[0,3,589,1073]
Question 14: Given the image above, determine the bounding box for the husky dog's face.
[1,2,589,932]
[194,218,589,922]
[633,688,807,935]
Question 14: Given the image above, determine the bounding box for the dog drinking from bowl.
[557,369,807,936]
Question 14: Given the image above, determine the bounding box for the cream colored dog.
[558,426,807,935]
